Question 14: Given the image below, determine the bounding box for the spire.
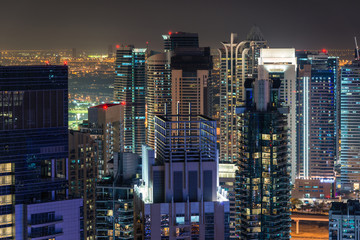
[246,25,265,41]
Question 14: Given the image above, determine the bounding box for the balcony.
[28,230,63,240]
[28,217,63,227]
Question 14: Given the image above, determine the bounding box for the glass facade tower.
[0,66,83,239]
[235,78,291,239]
[296,51,338,181]
[114,46,147,155]
[339,61,360,191]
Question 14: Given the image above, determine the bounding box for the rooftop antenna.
[355,37,359,60]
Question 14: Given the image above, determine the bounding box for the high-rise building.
[145,52,171,149]
[135,116,230,239]
[80,103,123,178]
[297,50,338,181]
[96,152,139,240]
[69,130,98,240]
[218,27,268,163]
[114,46,147,155]
[72,48,77,59]
[0,66,83,239]
[329,200,360,240]
[171,47,213,116]
[339,60,360,191]
[235,78,291,239]
[108,44,114,58]
[218,163,237,238]
[258,48,297,182]
[146,32,212,149]
[162,32,199,52]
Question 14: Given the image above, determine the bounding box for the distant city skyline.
[0,0,359,51]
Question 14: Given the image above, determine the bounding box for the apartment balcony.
[28,217,63,227]
[28,230,63,240]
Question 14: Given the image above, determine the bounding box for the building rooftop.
[330,200,360,215]
[246,26,265,41]
[89,103,120,109]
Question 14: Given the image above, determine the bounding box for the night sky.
[1,0,359,52]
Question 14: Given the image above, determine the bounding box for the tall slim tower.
[145,52,171,149]
[69,130,98,240]
[236,78,291,239]
[258,48,297,182]
[218,27,268,163]
[339,60,360,191]
[297,50,338,181]
[114,46,147,155]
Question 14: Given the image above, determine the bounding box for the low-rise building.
[292,178,334,199]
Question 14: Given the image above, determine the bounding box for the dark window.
[203,171,212,201]
[188,171,198,202]
[173,171,183,202]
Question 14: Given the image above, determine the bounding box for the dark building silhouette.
[162,32,199,52]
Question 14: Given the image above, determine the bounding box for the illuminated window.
[262,134,271,140]
[0,176,13,186]
[191,216,199,223]
[107,210,113,216]
[176,216,185,225]
[0,214,12,226]
[262,146,270,152]
[161,227,169,236]
[0,163,12,173]
[0,226,12,238]
[0,195,12,206]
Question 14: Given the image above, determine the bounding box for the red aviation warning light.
[168,31,172,35]
[64,61,68,65]
[321,48,327,53]
[103,105,108,110]
[121,101,126,106]
[116,45,120,49]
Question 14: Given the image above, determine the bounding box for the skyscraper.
[339,60,360,191]
[235,78,291,239]
[0,66,83,239]
[171,47,213,116]
[162,32,199,52]
[80,103,123,178]
[258,48,297,182]
[96,152,139,240]
[69,130,98,240]
[114,46,147,155]
[297,50,338,181]
[218,27,268,163]
[135,115,230,239]
[145,52,171,149]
